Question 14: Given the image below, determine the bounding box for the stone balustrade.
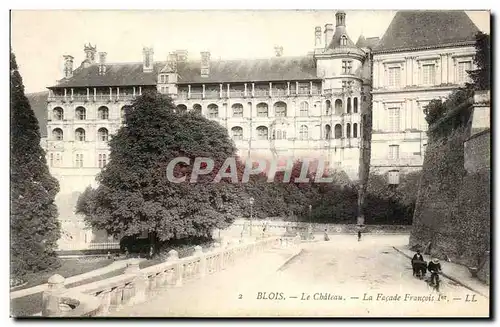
[42,236,300,317]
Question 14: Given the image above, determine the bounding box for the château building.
[370,11,479,183]
[41,10,480,247]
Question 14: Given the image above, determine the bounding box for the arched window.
[353,123,358,138]
[75,106,86,120]
[299,125,308,140]
[193,104,202,114]
[98,106,109,120]
[52,128,63,141]
[98,128,109,142]
[274,101,287,117]
[53,107,64,120]
[299,101,309,116]
[231,126,243,140]
[256,126,268,140]
[325,124,332,139]
[347,98,352,113]
[334,124,342,139]
[325,100,331,115]
[232,103,243,117]
[353,97,358,113]
[346,123,351,138]
[257,103,268,117]
[334,99,343,115]
[208,104,218,118]
[341,35,348,46]
[121,106,131,124]
[176,104,187,113]
[75,128,86,142]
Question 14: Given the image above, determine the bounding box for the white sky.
[11,10,490,93]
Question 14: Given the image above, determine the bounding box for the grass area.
[10,257,114,317]
[13,257,114,291]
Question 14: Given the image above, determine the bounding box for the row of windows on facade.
[385,60,472,87]
[51,128,109,142]
[51,98,361,122]
[230,123,359,141]
[51,106,127,121]
[387,143,426,160]
[49,153,108,168]
[177,98,360,118]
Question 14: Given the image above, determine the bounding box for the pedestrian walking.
[358,230,362,241]
[323,228,330,241]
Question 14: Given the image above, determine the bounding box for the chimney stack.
[200,51,210,77]
[336,11,346,27]
[174,50,188,63]
[63,55,74,79]
[143,47,154,72]
[166,53,178,73]
[324,24,334,48]
[274,46,284,57]
[98,52,107,75]
[315,26,322,48]
[83,43,97,68]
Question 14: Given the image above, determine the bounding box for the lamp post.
[249,197,254,237]
[308,204,312,239]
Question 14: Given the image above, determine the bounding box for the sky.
[11,10,490,94]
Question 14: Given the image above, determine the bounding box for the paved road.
[111,235,489,317]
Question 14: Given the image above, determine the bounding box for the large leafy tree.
[10,51,61,279]
[79,92,242,249]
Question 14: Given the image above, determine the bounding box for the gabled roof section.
[49,56,319,88]
[374,10,479,53]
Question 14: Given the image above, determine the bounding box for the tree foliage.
[78,92,243,247]
[467,31,490,91]
[10,51,61,279]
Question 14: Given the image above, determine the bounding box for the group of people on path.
[322,229,362,241]
[411,249,442,288]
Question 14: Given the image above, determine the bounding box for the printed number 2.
[238,294,243,299]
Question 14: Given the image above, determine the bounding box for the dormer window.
[159,74,168,84]
[340,35,348,46]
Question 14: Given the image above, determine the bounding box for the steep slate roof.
[50,62,163,88]
[50,56,319,88]
[374,10,479,53]
[26,91,49,137]
[176,56,319,84]
[326,27,357,50]
[356,36,380,49]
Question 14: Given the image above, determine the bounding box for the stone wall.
[409,100,490,284]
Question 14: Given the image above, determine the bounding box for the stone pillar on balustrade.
[212,242,225,271]
[42,274,67,317]
[166,249,183,287]
[124,258,147,305]
[194,245,207,278]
